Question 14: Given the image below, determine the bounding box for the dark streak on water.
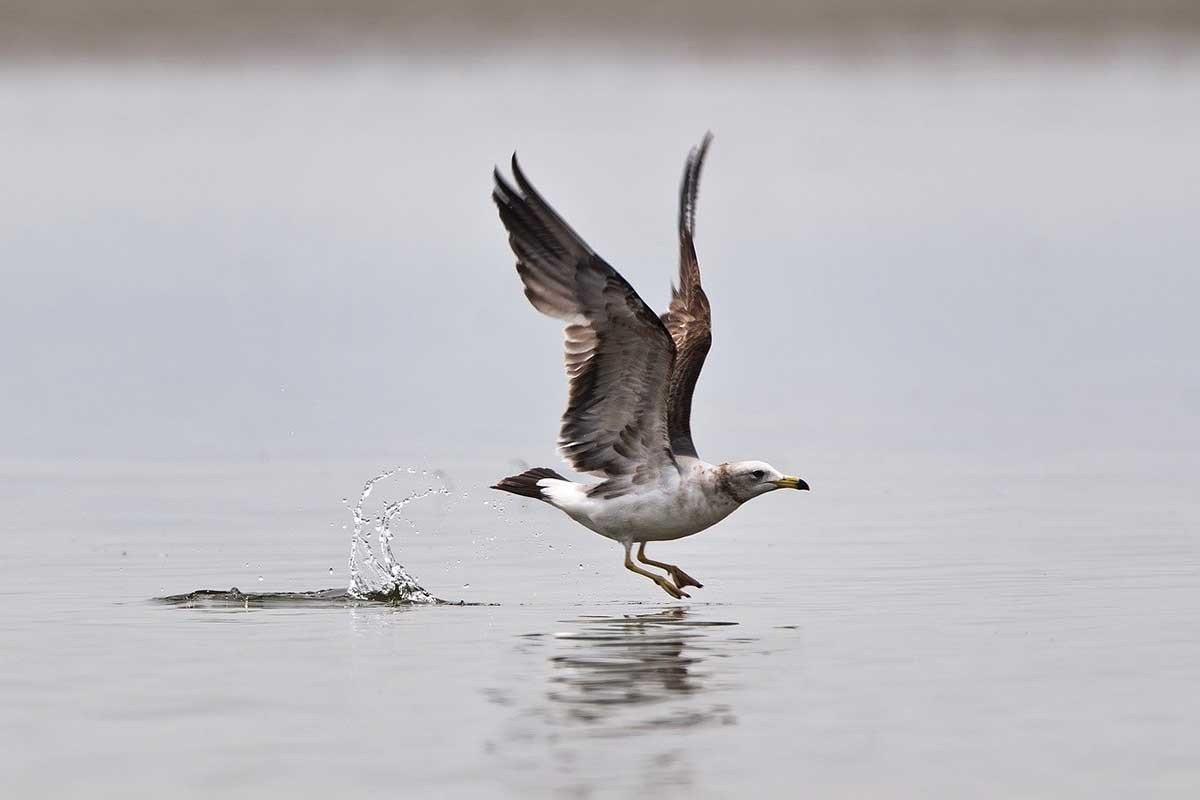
[156,587,494,607]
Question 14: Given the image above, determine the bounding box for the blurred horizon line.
[4,0,1200,64]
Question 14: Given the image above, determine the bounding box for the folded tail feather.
[491,467,566,501]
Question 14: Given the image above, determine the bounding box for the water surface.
[2,451,1197,797]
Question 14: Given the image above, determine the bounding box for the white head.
[718,460,809,504]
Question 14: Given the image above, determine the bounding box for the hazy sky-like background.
[3,2,1198,469]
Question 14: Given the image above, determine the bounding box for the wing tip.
[510,152,537,196]
[491,152,549,217]
[492,152,526,202]
[679,131,714,236]
[492,163,515,205]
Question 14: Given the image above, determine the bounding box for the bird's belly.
[573,490,735,543]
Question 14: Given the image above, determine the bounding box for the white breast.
[544,461,739,544]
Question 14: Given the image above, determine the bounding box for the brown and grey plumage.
[491,155,678,486]
[491,135,808,600]
[663,132,714,459]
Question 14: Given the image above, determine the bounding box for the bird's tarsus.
[625,543,691,600]
[636,542,702,593]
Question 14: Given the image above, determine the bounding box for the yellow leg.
[637,542,703,590]
[624,542,688,599]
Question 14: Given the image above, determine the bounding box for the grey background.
[4,34,1199,467]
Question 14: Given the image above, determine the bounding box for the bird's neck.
[685,460,742,508]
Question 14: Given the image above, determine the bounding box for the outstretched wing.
[661,133,714,459]
[493,156,678,482]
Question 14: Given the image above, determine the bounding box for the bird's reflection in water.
[488,607,752,796]
[545,607,741,734]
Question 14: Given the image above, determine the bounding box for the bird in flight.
[491,134,808,599]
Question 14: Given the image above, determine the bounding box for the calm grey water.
[2,450,1198,797]
[3,46,1200,797]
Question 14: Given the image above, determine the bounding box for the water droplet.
[578,564,584,570]
[328,567,334,575]
[257,575,264,582]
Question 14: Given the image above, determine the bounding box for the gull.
[490,134,808,599]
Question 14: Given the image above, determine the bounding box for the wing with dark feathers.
[493,156,679,482]
[661,133,714,459]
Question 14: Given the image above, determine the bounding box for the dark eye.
[751,470,765,480]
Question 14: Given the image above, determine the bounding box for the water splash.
[160,465,491,608]
[345,466,453,604]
